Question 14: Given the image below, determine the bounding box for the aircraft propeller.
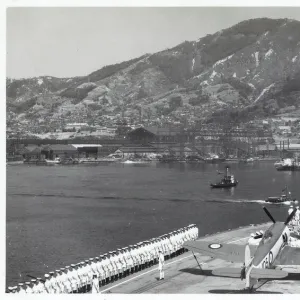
[263,207,276,223]
[284,208,297,225]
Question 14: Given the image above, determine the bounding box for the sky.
[6,6,300,79]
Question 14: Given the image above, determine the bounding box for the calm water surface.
[6,161,300,286]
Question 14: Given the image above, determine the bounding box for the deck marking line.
[100,234,255,293]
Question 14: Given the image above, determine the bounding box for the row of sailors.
[8,224,199,293]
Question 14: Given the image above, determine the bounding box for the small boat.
[45,158,61,165]
[265,186,298,204]
[210,166,238,188]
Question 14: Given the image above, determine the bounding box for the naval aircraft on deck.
[183,207,300,292]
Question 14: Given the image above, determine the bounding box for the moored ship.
[210,166,238,188]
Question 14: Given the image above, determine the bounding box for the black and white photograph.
[5,1,300,295]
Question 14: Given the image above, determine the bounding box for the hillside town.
[6,114,300,164]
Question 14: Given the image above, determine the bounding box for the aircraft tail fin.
[250,268,288,279]
[212,268,241,278]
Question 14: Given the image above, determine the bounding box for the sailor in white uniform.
[48,272,56,293]
[17,283,26,294]
[98,256,107,286]
[44,274,51,293]
[101,254,110,285]
[85,260,93,292]
[90,258,99,283]
[158,250,165,280]
[78,262,87,293]
[36,277,46,293]
[68,266,75,293]
[59,270,67,293]
[81,261,89,292]
[91,274,100,293]
[25,281,33,293]
[69,264,78,293]
[148,241,155,266]
[31,279,40,293]
[132,245,139,272]
[107,253,115,282]
[95,257,104,287]
[123,247,131,275]
[115,250,123,278]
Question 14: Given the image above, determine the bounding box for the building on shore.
[41,144,78,160]
[20,145,44,160]
[72,144,103,158]
[256,144,278,157]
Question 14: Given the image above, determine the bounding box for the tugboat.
[265,186,298,204]
[210,166,238,188]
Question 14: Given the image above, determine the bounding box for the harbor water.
[6,161,300,286]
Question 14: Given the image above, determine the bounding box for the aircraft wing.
[274,245,300,266]
[183,241,251,263]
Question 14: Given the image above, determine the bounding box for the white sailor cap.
[60,268,65,271]
[8,287,14,291]
[290,205,294,208]
[89,258,94,261]
[66,265,71,268]
[31,279,36,283]
[100,255,104,258]
[18,283,24,286]
[49,272,54,275]
[56,269,60,272]
[259,230,264,234]
[80,261,85,264]
[25,282,31,285]
[250,233,255,237]
[255,231,260,235]
[37,278,42,281]
[44,274,50,278]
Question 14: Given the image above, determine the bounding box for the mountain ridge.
[6,17,300,136]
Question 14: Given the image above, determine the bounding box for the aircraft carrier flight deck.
[94,223,300,294]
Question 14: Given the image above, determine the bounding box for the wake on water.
[213,198,293,206]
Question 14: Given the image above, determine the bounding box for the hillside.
[6,17,300,136]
